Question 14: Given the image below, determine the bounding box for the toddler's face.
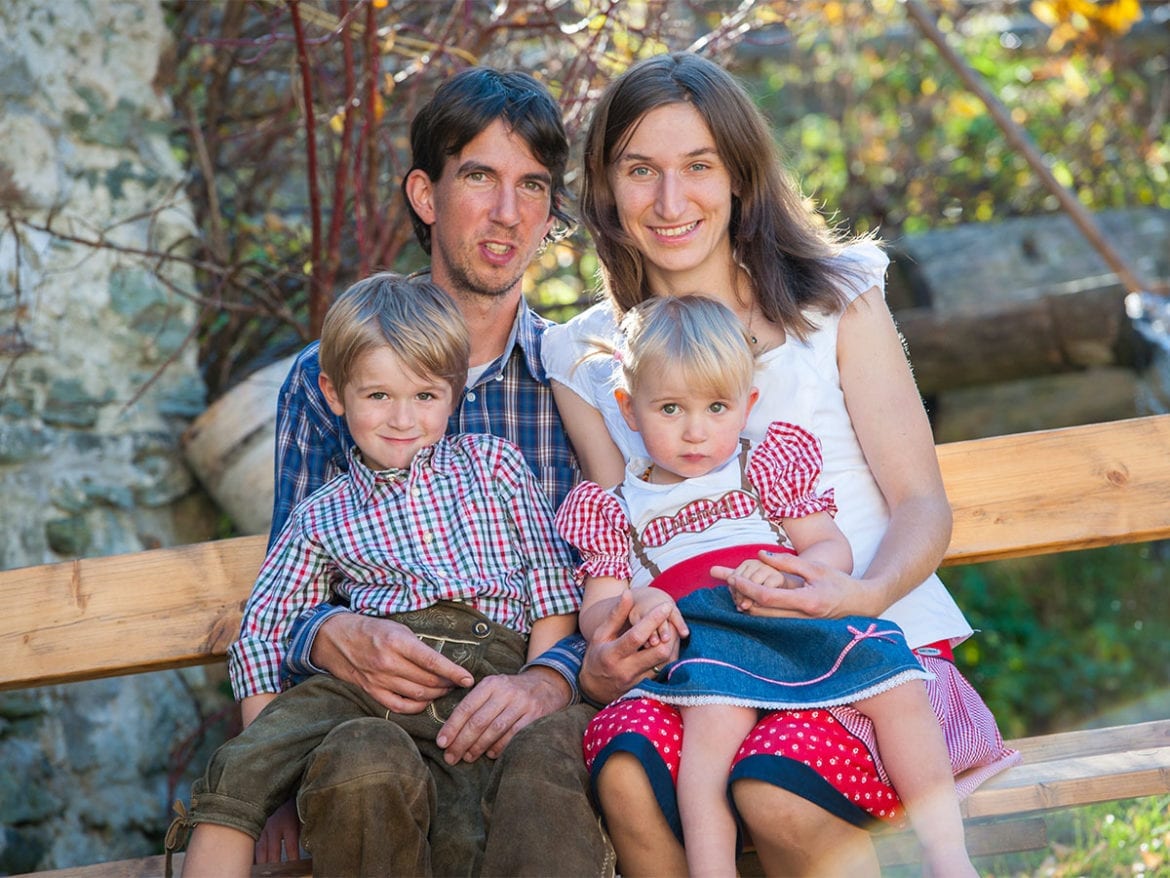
[617,371,757,484]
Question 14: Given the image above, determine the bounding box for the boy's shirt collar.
[345,437,455,506]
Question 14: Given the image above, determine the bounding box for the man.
[261,68,677,876]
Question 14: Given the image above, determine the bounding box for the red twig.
[358,0,379,276]
[287,0,327,336]
[322,0,356,302]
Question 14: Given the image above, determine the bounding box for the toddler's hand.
[713,559,805,613]
[629,588,688,647]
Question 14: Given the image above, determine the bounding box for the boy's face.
[616,371,758,484]
[319,346,454,472]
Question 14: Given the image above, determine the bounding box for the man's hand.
[436,666,571,764]
[311,612,474,713]
[579,591,679,705]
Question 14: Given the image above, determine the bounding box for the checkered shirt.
[229,433,580,700]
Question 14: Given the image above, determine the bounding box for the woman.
[544,52,1018,876]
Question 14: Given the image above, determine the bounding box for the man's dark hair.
[402,67,573,254]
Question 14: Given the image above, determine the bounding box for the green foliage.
[737,4,1169,241]
[947,542,1170,739]
[975,794,1170,876]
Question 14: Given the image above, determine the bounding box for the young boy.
[179,273,580,877]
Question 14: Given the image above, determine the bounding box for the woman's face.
[607,102,735,295]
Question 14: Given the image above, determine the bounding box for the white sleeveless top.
[542,241,972,649]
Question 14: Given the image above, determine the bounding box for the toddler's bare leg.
[596,752,687,877]
[855,683,978,878]
[678,704,758,878]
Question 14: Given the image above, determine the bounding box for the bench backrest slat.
[0,535,265,690]
[3,413,1169,691]
[940,414,1170,564]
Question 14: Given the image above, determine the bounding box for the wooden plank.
[21,854,311,878]
[940,414,1170,565]
[1,415,1168,691]
[961,746,1170,819]
[0,535,267,690]
[875,817,1048,864]
[1006,718,1170,763]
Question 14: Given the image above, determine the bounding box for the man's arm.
[269,342,350,545]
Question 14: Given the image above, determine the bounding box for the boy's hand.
[311,613,474,713]
[254,799,300,864]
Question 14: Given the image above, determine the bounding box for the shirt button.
[466,391,477,402]
[412,488,421,497]
[423,532,434,544]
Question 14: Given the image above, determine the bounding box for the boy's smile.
[320,346,455,472]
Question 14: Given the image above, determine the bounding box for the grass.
[976,795,1170,877]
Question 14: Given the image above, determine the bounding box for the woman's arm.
[717,514,853,615]
[551,381,626,488]
[725,287,951,620]
[837,285,952,613]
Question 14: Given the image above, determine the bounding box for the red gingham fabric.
[230,433,578,699]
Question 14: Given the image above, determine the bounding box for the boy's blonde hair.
[614,295,756,399]
[319,273,469,399]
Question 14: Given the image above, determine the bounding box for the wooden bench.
[5,414,1170,876]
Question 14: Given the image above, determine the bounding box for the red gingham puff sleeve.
[748,421,838,521]
[555,481,633,581]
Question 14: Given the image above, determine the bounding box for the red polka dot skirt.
[583,655,1021,827]
[584,698,902,823]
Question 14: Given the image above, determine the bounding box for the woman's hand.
[714,551,883,620]
[713,557,804,613]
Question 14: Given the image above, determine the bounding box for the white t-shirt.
[542,241,972,649]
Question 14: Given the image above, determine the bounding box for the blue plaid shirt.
[273,296,588,699]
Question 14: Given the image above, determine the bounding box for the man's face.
[407,118,556,301]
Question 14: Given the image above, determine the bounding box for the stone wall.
[0,1,230,871]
